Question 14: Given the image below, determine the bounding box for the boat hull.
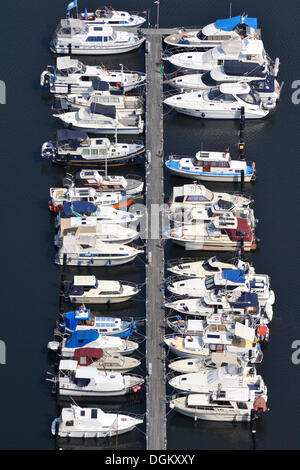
[169,106,267,120]
[54,424,138,438]
[171,405,251,422]
[166,164,254,182]
[69,295,137,304]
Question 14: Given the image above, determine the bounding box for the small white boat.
[65,169,144,195]
[55,235,142,267]
[169,363,267,396]
[55,218,139,246]
[54,102,144,134]
[167,37,273,71]
[169,391,267,422]
[72,347,141,373]
[167,255,249,277]
[50,20,145,55]
[168,182,252,212]
[165,149,256,182]
[164,15,259,49]
[66,275,140,304]
[40,57,146,94]
[49,186,134,210]
[164,83,269,119]
[168,351,243,374]
[60,81,144,115]
[41,130,145,167]
[52,404,143,438]
[78,6,146,28]
[54,361,143,397]
[164,321,263,363]
[48,329,139,357]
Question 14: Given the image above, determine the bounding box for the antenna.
[229,2,232,18]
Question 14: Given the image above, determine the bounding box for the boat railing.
[166,257,203,268]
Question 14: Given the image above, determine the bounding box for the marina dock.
[144,31,166,450]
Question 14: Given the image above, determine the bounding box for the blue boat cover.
[92,80,110,91]
[65,310,91,331]
[215,15,258,31]
[65,329,99,348]
[223,61,266,78]
[222,269,246,284]
[90,102,116,119]
[230,292,258,308]
[62,201,97,217]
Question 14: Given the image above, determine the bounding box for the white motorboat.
[167,255,249,277]
[54,102,144,134]
[55,218,139,246]
[169,363,267,396]
[56,203,140,224]
[165,291,273,325]
[78,6,146,28]
[168,352,243,374]
[168,62,281,109]
[48,329,139,357]
[49,186,134,210]
[41,130,145,167]
[54,361,143,397]
[169,391,267,422]
[164,321,263,363]
[50,20,145,55]
[55,235,142,267]
[72,347,141,373]
[167,37,276,72]
[65,169,144,195]
[164,83,269,119]
[60,81,144,115]
[66,275,140,304]
[167,215,256,251]
[164,15,259,49]
[165,149,256,182]
[52,404,143,438]
[168,182,252,212]
[40,57,146,94]
[167,268,273,305]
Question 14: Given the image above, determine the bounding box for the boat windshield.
[205,275,216,290]
[201,72,217,87]
[237,90,260,105]
[207,88,236,102]
[197,31,207,40]
[202,259,220,272]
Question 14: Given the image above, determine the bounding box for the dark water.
[0,0,299,450]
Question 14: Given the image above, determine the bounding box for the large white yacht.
[40,57,146,94]
[167,37,274,71]
[164,83,269,119]
[66,276,140,304]
[67,170,144,195]
[78,6,146,28]
[164,15,259,49]
[50,20,145,55]
[54,102,144,134]
[167,255,249,277]
[52,405,143,438]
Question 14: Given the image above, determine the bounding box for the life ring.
[116,82,122,88]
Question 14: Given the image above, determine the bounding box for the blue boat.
[59,305,136,338]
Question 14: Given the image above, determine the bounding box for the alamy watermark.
[0,80,6,104]
[291,81,300,104]
[0,340,6,365]
[291,340,300,365]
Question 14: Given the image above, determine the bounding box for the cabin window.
[91,149,98,155]
[66,420,74,426]
[82,149,90,155]
[237,402,248,409]
[80,410,85,416]
[91,409,98,419]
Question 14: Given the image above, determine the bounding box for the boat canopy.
[56,129,88,148]
[56,56,81,70]
[65,329,99,348]
[223,60,266,77]
[222,269,246,284]
[64,309,91,331]
[74,347,103,366]
[91,80,110,91]
[215,15,258,31]
[62,201,98,217]
[231,292,258,309]
[90,102,116,118]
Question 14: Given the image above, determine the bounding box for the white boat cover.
[234,322,255,342]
